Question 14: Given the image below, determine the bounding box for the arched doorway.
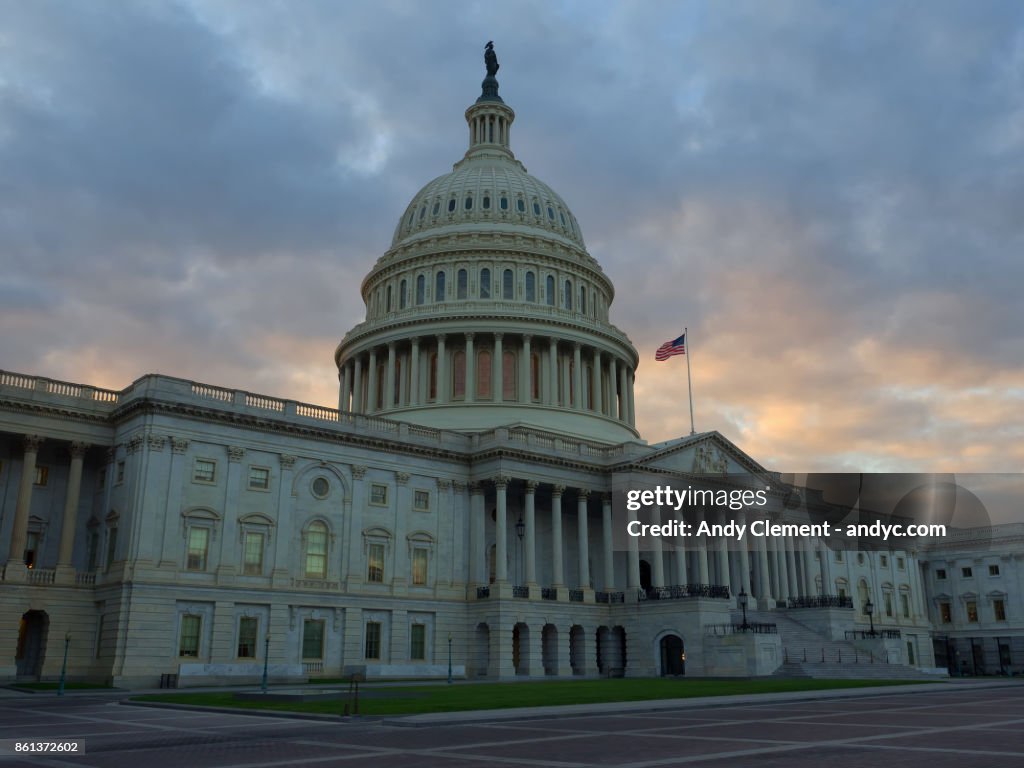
[640,559,652,590]
[512,623,530,676]
[569,625,585,675]
[660,634,685,676]
[474,623,490,677]
[542,624,559,676]
[16,611,49,680]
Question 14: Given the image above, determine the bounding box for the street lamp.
[865,599,877,637]
[261,633,271,693]
[58,632,71,696]
[447,632,453,685]
[738,588,750,632]
[515,515,525,585]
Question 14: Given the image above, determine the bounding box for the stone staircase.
[733,609,936,680]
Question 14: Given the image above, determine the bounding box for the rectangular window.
[884,592,893,617]
[248,466,270,491]
[413,490,430,511]
[834,550,844,563]
[935,568,947,580]
[302,619,324,660]
[86,531,99,572]
[179,615,201,657]
[412,548,428,586]
[880,555,888,568]
[24,531,39,568]
[989,564,1000,576]
[237,617,258,658]
[940,602,951,623]
[304,526,327,579]
[897,557,905,570]
[186,527,209,571]
[901,593,910,618]
[994,599,1007,621]
[106,527,118,571]
[193,458,216,483]
[410,624,426,660]
[367,543,385,583]
[370,484,388,505]
[243,532,265,576]
[962,567,973,578]
[116,461,125,484]
[966,601,978,622]
[365,622,382,659]
[34,465,49,486]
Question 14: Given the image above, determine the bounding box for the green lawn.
[134,678,923,716]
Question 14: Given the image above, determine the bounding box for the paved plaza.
[1,683,1024,767]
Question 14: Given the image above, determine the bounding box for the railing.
[27,569,56,585]
[785,647,890,665]
[788,595,853,609]
[595,591,625,604]
[568,589,585,602]
[705,622,778,635]
[512,585,530,599]
[0,370,121,403]
[191,383,234,402]
[639,584,730,601]
[846,629,901,640]
[76,572,97,586]
[246,393,286,412]
[291,578,340,590]
[302,661,323,675]
[541,587,558,600]
[296,403,339,421]
[476,586,491,599]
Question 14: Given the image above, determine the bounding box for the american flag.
[655,333,686,361]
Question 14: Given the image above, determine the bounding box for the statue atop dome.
[478,41,503,103]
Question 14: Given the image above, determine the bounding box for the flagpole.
[685,326,695,435]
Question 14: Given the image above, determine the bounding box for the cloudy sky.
[2,0,1022,475]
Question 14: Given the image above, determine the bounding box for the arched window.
[385,285,392,313]
[432,201,440,216]
[448,197,456,212]
[546,275,555,306]
[568,359,575,406]
[464,194,473,210]
[419,205,426,220]
[376,363,385,410]
[525,271,535,302]
[533,200,541,216]
[502,269,514,300]
[416,275,425,305]
[517,198,525,213]
[547,205,555,220]
[428,353,438,401]
[457,269,468,300]
[393,358,402,406]
[304,521,328,579]
[480,268,491,299]
[500,195,508,210]
[482,194,491,210]
[502,351,516,400]
[399,279,407,309]
[579,285,586,314]
[477,350,492,399]
[452,351,466,398]
[435,271,446,302]
[530,353,541,400]
[564,280,573,311]
[585,364,593,410]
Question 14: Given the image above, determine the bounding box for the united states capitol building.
[2,51,1020,687]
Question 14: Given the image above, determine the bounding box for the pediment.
[626,431,772,482]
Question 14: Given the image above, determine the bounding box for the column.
[385,342,396,409]
[801,539,816,597]
[398,350,408,406]
[627,506,641,590]
[716,511,731,592]
[340,364,351,412]
[464,333,475,403]
[756,533,771,603]
[551,485,565,587]
[5,435,43,576]
[627,370,636,426]
[785,538,799,598]
[469,482,485,585]
[524,481,537,587]
[353,357,363,412]
[609,357,619,419]
[494,477,508,583]
[56,441,88,579]
[521,335,532,402]
[572,343,583,410]
[651,531,665,588]
[561,352,571,407]
[591,349,602,412]
[548,338,558,406]
[601,493,614,590]
[738,514,752,597]
[436,335,447,404]
[493,333,503,401]
[576,489,590,588]
[409,337,420,407]
[818,539,832,594]
[367,348,378,412]
[775,534,790,602]
[697,530,710,585]
[766,533,780,600]
[618,365,629,423]
[674,539,687,586]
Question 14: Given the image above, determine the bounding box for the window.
[416,275,425,305]
[24,531,39,568]
[428,353,437,401]
[995,599,1007,621]
[482,194,490,209]
[883,592,893,617]
[530,354,541,400]
[106,527,118,571]
[237,617,258,658]
[547,205,554,220]
[435,271,446,302]
[410,624,426,660]
[962,567,973,578]
[179,615,201,657]
[579,285,586,314]
[563,280,572,310]
[399,279,407,309]
[457,269,468,299]
[966,601,978,622]
[880,554,888,568]
[365,622,382,659]
[385,285,392,312]
[502,269,513,300]
[546,275,555,306]
[302,619,324,659]
[412,547,428,585]
[367,543,385,583]
[432,201,439,215]
[502,351,516,400]
[304,522,328,579]
[452,351,466,398]
[989,564,1000,576]
[936,568,947,580]
[500,195,508,210]
[533,200,541,216]
[897,557,905,570]
[517,198,525,212]
[86,530,99,572]
[448,197,456,212]
[248,466,270,491]
[243,532,264,576]
[311,476,330,498]
[413,490,430,512]
[370,484,388,505]
[901,593,910,618]
[479,268,491,299]
[525,271,535,301]
[940,602,952,623]
[477,350,492,398]
[116,461,125,483]
[464,194,473,210]
[834,549,844,564]
[34,465,49,486]
[193,458,216,483]
[186,527,210,571]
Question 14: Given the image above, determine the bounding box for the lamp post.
[738,587,750,632]
[58,632,71,696]
[865,599,877,637]
[261,633,270,693]
[515,515,525,585]
[447,632,453,685]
